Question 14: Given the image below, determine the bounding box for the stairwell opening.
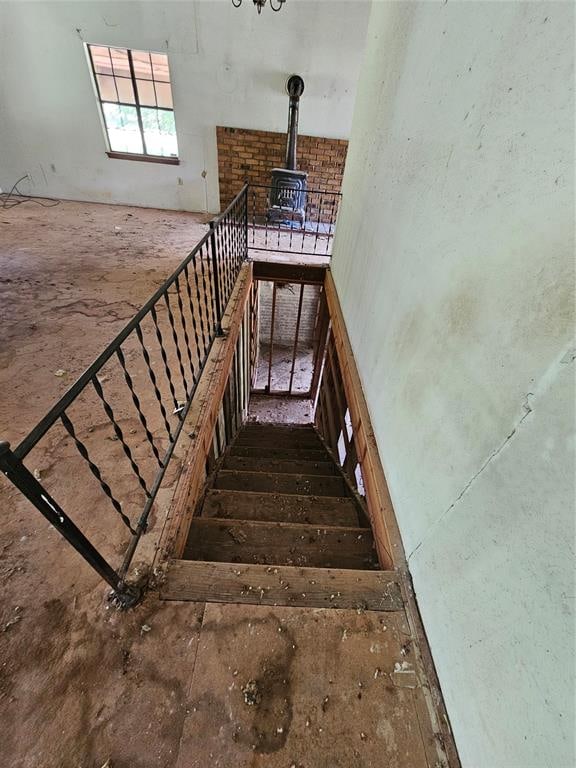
[154,258,407,614]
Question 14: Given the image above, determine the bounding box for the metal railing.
[0,185,248,607]
[209,282,256,471]
[251,274,329,399]
[247,183,341,257]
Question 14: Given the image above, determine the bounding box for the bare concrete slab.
[175,603,444,768]
[248,394,314,424]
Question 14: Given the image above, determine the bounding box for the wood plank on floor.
[173,602,439,768]
[183,518,379,569]
[214,470,347,496]
[201,489,361,526]
[161,560,404,610]
[223,455,336,476]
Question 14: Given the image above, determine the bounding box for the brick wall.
[216,126,347,218]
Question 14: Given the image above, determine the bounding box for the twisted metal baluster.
[238,198,245,268]
[190,252,209,357]
[135,323,174,441]
[92,375,151,497]
[150,304,180,412]
[116,346,163,467]
[314,193,324,254]
[301,196,309,252]
[163,287,190,400]
[277,206,281,251]
[202,241,217,334]
[216,217,228,311]
[242,193,247,258]
[231,209,239,289]
[229,211,236,287]
[175,273,197,385]
[328,195,337,255]
[234,203,241,275]
[183,263,203,376]
[198,244,215,345]
[251,187,257,248]
[224,214,232,303]
[61,411,136,534]
[213,222,226,327]
[265,188,270,250]
[236,204,242,270]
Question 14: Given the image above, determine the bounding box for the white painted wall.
[0,0,369,212]
[332,2,575,766]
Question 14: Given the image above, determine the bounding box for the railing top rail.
[14,186,249,461]
[211,183,248,227]
[247,182,342,197]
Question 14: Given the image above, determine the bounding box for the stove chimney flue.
[285,75,304,171]
[267,74,308,227]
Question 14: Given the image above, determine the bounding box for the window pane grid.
[88,43,178,159]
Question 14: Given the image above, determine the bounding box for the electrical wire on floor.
[0,175,61,210]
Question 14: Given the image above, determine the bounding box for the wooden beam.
[252,260,327,284]
[323,270,404,570]
[161,559,404,611]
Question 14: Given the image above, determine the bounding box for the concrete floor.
[248,394,314,424]
[0,200,455,767]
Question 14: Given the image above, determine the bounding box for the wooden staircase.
[161,423,403,611]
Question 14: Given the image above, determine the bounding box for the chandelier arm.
[232,0,242,7]
[270,0,284,10]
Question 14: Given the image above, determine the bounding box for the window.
[87,44,179,163]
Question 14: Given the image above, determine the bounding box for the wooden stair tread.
[235,432,323,449]
[223,456,336,476]
[229,445,330,461]
[183,518,378,569]
[201,490,361,526]
[161,560,404,611]
[214,470,348,497]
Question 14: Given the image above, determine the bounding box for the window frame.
[86,43,180,165]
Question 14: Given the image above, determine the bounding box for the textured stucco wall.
[0,0,368,213]
[331,2,575,766]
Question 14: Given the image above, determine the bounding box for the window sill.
[106,151,180,166]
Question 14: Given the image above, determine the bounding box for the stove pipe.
[285,75,304,171]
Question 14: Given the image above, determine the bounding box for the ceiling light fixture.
[232,0,286,14]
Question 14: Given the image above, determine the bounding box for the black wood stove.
[268,75,307,226]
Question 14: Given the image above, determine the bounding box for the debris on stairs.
[162,423,402,611]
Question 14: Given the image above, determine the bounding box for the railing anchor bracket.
[108,583,142,610]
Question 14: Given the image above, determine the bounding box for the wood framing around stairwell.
[156,261,407,580]
[151,256,460,767]
[321,271,406,571]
